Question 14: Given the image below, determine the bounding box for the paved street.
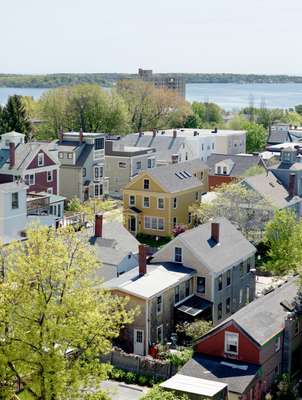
[100,380,149,400]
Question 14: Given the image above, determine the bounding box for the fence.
[100,347,178,379]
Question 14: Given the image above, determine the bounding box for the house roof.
[206,154,262,177]
[119,133,186,163]
[0,181,27,193]
[160,374,227,397]
[210,277,300,346]
[243,172,301,209]
[180,355,260,395]
[104,262,195,299]
[0,142,57,172]
[267,130,292,145]
[146,159,208,193]
[88,221,140,281]
[176,217,256,274]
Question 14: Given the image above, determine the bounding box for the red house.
[0,132,59,194]
[180,277,302,399]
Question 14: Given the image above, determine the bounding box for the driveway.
[100,380,149,400]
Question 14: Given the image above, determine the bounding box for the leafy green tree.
[0,95,32,137]
[191,101,224,127]
[263,210,302,276]
[295,104,302,116]
[245,123,267,153]
[226,114,248,130]
[244,165,266,177]
[0,225,134,400]
[116,80,191,131]
[176,320,212,341]
[190,182,273,242]
[141,386,189,400]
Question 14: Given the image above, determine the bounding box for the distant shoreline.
[1,73,302,88]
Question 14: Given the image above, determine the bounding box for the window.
[239,289,243,304]
[148,158,155,168]
[94,184,103,197]
[144,216,151,229]
[11,192,19,209]
[226,297,231,314]
[143,197,150,208]
[157,296,163,314]
[226,270,231,286]
[197,277,206,294]
[143,179,150,189]
[218,275,222,291]
[136,161,142,170]
[158,218,164,230]
[157,325,163,343]
[38,153,44,167]
[240,263,245,276]
[47,170,53,182]
[174,247,182,263]
[185,280,190,297]
[82,168,86,177]
[175,286,180,304]
[188,212,192,224]
[136,330,143,343]
[129,195,136,206]
[247,258,251,272]
[57,204,61,217]
[217,166,222,174]
[275,336,281,352]
[157,198,164,209]
[25,174,35,185]
[67,153,73,159]
[217,303,222,320]
[173,197,177,208]
[50,205,53,215]
[95,138,104,150]
[58,152,64,159]
[94,166,100,180]
[225,332,239,355]
[223,166,227,175]
[119,162,127,168]
[172,217,177,227]
[47,187,53,194]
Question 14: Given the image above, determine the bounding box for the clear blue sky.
[1,0,302,75]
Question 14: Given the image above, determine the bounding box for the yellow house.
[123,159,209,237]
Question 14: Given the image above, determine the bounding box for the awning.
[176,295,212,317]
[129,206,142,214]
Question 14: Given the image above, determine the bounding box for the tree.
[0,95,32,137]
[191,101,224,127]
[116,80,191,131]
[190,182,273,242]
[66,198,116,224]
[244,165,266,177]
[263,210,302,276]
[0,225,134,400]
[245,123,267,153]
[295,104,302,116]
[141,386,189,400]
[176,320,212,342]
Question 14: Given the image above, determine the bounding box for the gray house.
[152,217,257,326]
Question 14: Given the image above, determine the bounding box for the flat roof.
[160,374,227,397]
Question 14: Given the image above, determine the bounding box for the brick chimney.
[171,154,179,164]
[95,213,103,238]
[79,128,84,144]
[138,244,147,276]
[211,222,220,243]
[9,142,15,169]
[289,173,296,197]
[173,130,177,139]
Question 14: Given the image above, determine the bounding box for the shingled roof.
[206,154,262,177]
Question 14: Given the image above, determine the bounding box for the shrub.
[165,348,193,367]
[176,320,212,342]
[125,371,137,384]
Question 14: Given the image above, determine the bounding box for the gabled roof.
[104,262,195,299]
[267,130,292,145]
[180,355,260,395]
[198,277,299,347]
[206,154,262,177]
[175,217,256,273]
[145,159,208,193]
[243,172,301,209]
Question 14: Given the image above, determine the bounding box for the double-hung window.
[143,197,150,208]
[157,198,164,209]
[225,332,239,355]
[174,247,182,263]
[129,195,136,206]
[11,192,19,209]
[144,179,149,189]
[47,170,53,182]
[38,153,44,167]
[157,296,163,314]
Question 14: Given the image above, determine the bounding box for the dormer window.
[38,153,44,167]
[225,332,239,355]
[144,179,150,189]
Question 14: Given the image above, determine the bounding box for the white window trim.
[47,170,53,182]
[174,247,182,263]
[129,195,136,206]
[143,196,150,208]
[224,331,239,355]
[144,216,164,231]
[38,153,44,167]
[157,197,164,209]
[25,173,35,185]
[143,179,150,190]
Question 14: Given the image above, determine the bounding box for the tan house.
[104,245,195,355]
[123,159,209,237]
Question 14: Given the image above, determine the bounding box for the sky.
[1,0,302,75]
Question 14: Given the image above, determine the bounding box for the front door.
[133,329,144,355]
[128,216,136,233]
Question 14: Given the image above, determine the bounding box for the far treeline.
[2,81,302,154]
[2,72,302,88]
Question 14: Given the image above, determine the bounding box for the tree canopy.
[0,225,134,400]
[0,95,32,137]
[141,386,189,400]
